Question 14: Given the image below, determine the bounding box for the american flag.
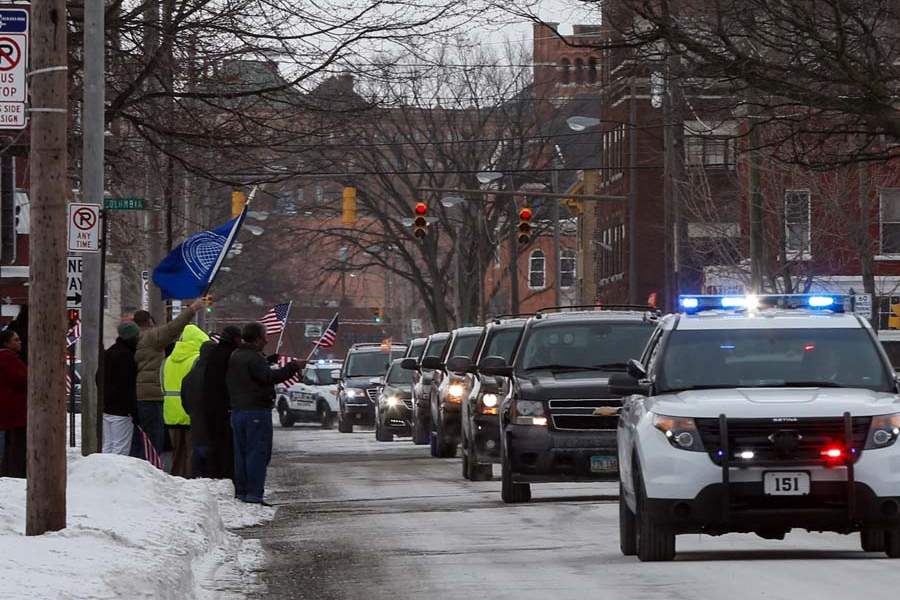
[66,320,81,348]
[137,426,164,470]
[208,332,221,343]
[259,303,291,336]
[277,355,302,386]
[315,314,340,349]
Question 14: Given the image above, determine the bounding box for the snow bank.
[0,453,274,600]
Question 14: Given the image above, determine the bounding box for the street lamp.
[245,224,264,236]
[441,195,464,208]
[566,116,602,132]
[476,172,503,185]
[247,210,269,221]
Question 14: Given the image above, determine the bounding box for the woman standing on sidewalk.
[0,328,27,477]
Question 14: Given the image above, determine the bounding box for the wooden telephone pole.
[27,0,69,535]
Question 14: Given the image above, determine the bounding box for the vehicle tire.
[619,482,638,556]
[318,401,335,429]
[430,429,440,457]
[635,462,676,562]
[500,443,531,504]
[412,413,430,445]
[277,402,295,428]
[375,420,393,442]
[471,462,493,481]
[434,410,457,458]
[861,529,885,553]
[885,529,900,558]
[461,446,471,480]
[338,412,353,433]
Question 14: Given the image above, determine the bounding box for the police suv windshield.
[482,327,523,362]
[307,367,337,385]
[518,321,655,372]
[345,350,402,378]
[447,333,480,360]
[658,328,894,393]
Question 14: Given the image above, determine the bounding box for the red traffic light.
[415,202,427,215]
[519,207,533,221]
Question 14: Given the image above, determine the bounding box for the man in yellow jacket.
[162,324,209,477]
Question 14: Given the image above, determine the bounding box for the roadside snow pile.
[0,453,274,600]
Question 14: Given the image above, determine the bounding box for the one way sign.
[67,255,82,308]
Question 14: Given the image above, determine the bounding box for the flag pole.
[275,300,293,354]
[306,312,338,361]
[203,185,258,297]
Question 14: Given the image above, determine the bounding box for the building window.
[784,189,811,257]
[588,57,598,83]
[276,191,297,215]
[880,188,900,255]
[574,58,584,83]
[685,136,734,167]
[528,249,546,289]
[599,223,626,280]
[560,59,571,84]
[560,250,576,288]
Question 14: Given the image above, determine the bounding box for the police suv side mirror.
[401,358,420,371]
[626,359,647,380]
[446,356,471,374]
[420,356,443,371]
[478,355,513,377]
[609,373,649,396]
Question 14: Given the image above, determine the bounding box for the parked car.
[483,306,657,503]
[375,358,415,441]
[337,343,407,433]
[428,326,483,458]
[402,332,450,445]
[275,360,342,428]
[459,316,528,480]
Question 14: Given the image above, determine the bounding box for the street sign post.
[0,7,28,130]
[67,203,101,252]
[66,255,82,308]
[104,197,144,210]
[853,293,873,321]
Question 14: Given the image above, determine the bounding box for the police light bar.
[678,294,847,314]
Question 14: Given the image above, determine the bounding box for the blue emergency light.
[678,294,846,314]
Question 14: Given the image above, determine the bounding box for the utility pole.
[627,77,639,305]
[580,170,598,305]
[80,0,105,455]
[27,0,69,535]
[551,158,562,306]
[662,0,686,311]
[748,119,764,294]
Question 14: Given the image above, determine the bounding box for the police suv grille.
[365,388,378,403]
[548,399,621,431]
[695,417,871,464]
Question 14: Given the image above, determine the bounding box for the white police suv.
[615,294,900,561]
[275,360,342,429]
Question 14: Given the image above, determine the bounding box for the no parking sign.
[0,7,27,129]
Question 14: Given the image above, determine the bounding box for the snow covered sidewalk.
[0,452,274,599]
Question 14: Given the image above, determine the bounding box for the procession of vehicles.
[285,293,900,561]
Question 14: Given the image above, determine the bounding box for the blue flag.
[152,211,245,300]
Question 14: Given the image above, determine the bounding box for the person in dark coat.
[0,328,27,477]
[227,322,302,504]
[100,322,140,455]
[202,326,242,480]
[182,340,216,477]
[7,305,27,364]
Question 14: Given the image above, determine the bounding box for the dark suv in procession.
[375,358,416,441]
[428,326,483,458]
[458,316,527,480]
[403,332,450,445]
[483,306,657,503]
[337,343,407,433]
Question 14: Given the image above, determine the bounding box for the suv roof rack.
[489,313,534,323]
[534,304,659,318]
[350,342,407,349]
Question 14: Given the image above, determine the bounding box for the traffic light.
[373,307,384,323]
[342,186,357,225]
[231,191,246,219]
[517,206,533,244]
[413,202,428,238]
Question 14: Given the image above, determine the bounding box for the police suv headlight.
[652,413,705,452]
[385,395,401,408]
[513,399,547,426]
[866,413,900,449]
[344,388,363,400]
[447,383,466,402]
[480,393,499,415]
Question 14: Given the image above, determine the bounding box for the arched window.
[560,250,576,288]
[560,58,571,84]
[529,250,546,289]
[575,58,584,83]
[588,57,598,84]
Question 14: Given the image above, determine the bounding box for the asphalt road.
[243,424,899,600]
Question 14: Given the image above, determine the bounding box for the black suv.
[428,326,484,458]
[482,306,657,503]
[374,358,415,441]
[457,316,527,480]
[402,332,450,445]
[337,343,407,433]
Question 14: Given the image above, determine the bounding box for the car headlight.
[448,383,465,399]
[482,393,498,407]
[652,413,704,452]
[513,399,546,426]
[866,413,900,449]
[385,395,401,408]
[344,388,362,399]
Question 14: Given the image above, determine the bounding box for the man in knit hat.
[101,321,141,455]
